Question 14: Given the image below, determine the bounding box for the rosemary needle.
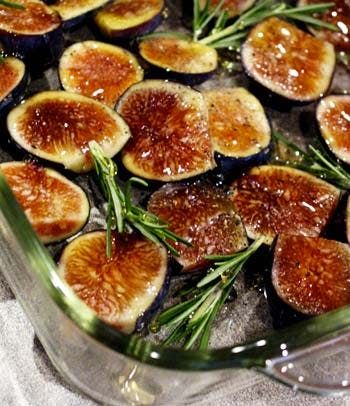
[193,0,337,49]
[89,141,191,258]
[152,237,265,350]
[273,131,350,190]
[0,0,25,9]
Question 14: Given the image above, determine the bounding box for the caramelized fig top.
[299,0,350,52]
[60,41,143,108]
[203,87,271,157]
[0,0,61,35]
[272,234,350,315]
[230,165,340,243]
[117,81,215,181]
[148,183,248,271]
[199,0,255,17]
[316,95,350,164]
[59,231,168,333]
[241,17,335,101]
[51,0,109,21]
[7,91,131,172]
[1,161,89,243]
[139,36,218,74]
[0,57,25,102]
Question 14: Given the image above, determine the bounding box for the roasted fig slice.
[241,17,336,102]
[148,183,248,272]
[0,0,63,64]
[0,161,89,243]
[347,196,350,244]
[117,80,215,182]
[230,166,340,244]
[49,0,109,29]
[139,35,218,85]
[0,56,28,113]
[198,0,256,18]
[94,0,164,39]
[203,87,271,174]
[316,95,350,165]
[58,231,168,333]
[272,234,350,316]
[298,0,350,52]
[7,91,131,173]
[59,41,144,108]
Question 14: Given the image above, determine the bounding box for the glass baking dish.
[1,171,350,405]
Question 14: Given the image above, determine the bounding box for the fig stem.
[89,141,191,258]
[273,131,350,190]
[0,0,25,9]
[152,237,265,350]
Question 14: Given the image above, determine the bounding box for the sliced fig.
[7,91,131,173]
[94,0,164,39]
[241,17,336,102]
[139,35,218,85]
[316,95,350,165]
[148,183,248,272]
[198,0,256,18]
[0,161,89,243]
[49,0,109,29]
[59,41,144,109]
[230,165,340,244]
[58,231,168,333]
[0,0,63,64]
[272,234,350,316]
[0,56,28,113]
[203,87,271,174]
[117,80,215,182]
[298,0,350,53]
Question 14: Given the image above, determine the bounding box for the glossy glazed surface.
[118,81,215,181]
[148,183,248,271]
[230,166,340,243]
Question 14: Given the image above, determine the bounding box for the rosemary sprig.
[152,237,265,350]
[0,0,25,9]
[273,132,350,189]
[89,141,191,258]
[195,0,337,49]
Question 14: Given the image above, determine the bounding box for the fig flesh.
[0,161,89,243]
[0,0,63,64]
[203,87,271,174]
[139,35,218,85]
[272,234,350,315]
[117,80,215,182]
[241,17,336,102]
[316,95,350,165]
[198,0,256,18]
[230,165,340,244]
[148,183,248,272]
[7,91,131,173]
[94,0,164,39]
[59,231,168,333]
[59,41,144,108]
[298,0,350,53]
[0,56,28,113]
[49,0,109,28]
